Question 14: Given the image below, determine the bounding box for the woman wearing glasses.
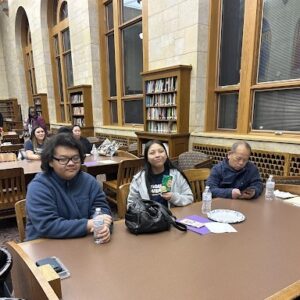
[25,133,112,241]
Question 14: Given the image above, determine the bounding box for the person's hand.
[94,225,111,243]
[161,192,172,201]
[87,219,94,232]
[232,188,241,199]
[103,214,113,226]
[239,188,255,200]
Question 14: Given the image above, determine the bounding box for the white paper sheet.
[205,222,237,233]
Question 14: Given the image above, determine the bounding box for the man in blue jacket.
[26,133,112,241]
[206,141,263,199]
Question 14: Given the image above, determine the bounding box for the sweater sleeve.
[206,165,233,199]
[246,165,264,198]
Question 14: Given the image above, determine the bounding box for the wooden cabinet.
[136,65,192,158]
[0,98,23,130]
[33,93,49,128]
[68,85,94,136]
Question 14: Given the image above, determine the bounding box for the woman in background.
[24,126,47,160]
[127,140,193,208]
[24,106,47,136]
[72,125,92,155]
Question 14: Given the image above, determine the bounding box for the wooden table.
[0,155,133,184]
[18,196,300,299]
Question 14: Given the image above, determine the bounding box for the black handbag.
[125,199,187,234]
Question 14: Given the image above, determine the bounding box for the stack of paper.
[284,197,300,207]
[274,190,296,199]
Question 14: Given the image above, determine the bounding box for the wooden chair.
[7,241,61,300]
[275,184,300,195]
[116,183,131,219]
[265,279,300,300]
[115,149,139,159]
[0,143,24,156]
[0,153,17,162]
[273,175,300,185]
[175,151,213,171]
[15,199,26,243]
[103,158,144,217]
[183,168,211,202]
[0,168,26,219]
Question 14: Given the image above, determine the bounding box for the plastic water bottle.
[93,208,104,244]
[91,144,98,161]
[202,186,212,214]
[265,175,275,201]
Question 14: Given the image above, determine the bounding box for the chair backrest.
[275,184,300,195]
[265,279,300,300]
[178,151,212,171]
[15,199,26,243]
[117,183,131,219]
[0,168,26,219]
[0,153,17,162]
[183,168,211,202]
[116,158,144,187]
[0,144,24,156]
[6,241,60,300]
[115,149,139,159]
[273,175,300,185]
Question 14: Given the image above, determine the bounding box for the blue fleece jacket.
[26,170,111,241]
[206,159,263,199]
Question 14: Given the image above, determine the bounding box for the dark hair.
[231,141,252,153]
[41,133,85,173]
[143,140,190,197]
[57,126,72,134]
[28,106,37,120]
[30,126,46,150]
[72,125,81,130]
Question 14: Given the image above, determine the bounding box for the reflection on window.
[110,101,118,124]
[123,21,143,95]
[291,19,300,78]
[62,29,71,51]
[122,0,142,23]
[106,2,114,30]
[107,34,116,96]
[124,99,143,124]
[252,89,300,132]
[258,0,300,82]
[64,53,73,87]
[258,18,271,81]
[217,93,238,129]
[56,57,64,102]
[219,0,244,86]
[60,1,68,21]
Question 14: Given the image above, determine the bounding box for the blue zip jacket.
[26,170,111,241]
[206,159,263,199]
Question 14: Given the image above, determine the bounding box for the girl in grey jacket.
[127,140,193,208]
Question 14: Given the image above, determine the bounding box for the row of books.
[73,117,85,127]
[147,121,177,133]
[145,77,177,93]
[73,107,84,115]
[146,107,177,120]
[145,94,176,106]
[70,93,83,104]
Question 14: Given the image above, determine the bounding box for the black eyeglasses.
[52,155,81,165]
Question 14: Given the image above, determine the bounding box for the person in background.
[127,140,193,208]
[26,133,112,241]
[57,126,72,134]
[0,112,3,128]
[206,141,263,199]
[72,125,92,155]
[24,126,47,160]
[24,106,47,136]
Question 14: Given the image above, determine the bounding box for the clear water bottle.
[91,144,98,161]
[93,208,104,244]
[265,175,275,201]
[202,186,212,214]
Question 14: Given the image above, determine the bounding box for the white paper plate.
[207,209,246,224]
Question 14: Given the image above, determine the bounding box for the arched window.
[21,14,37,103]
[49,0,73,123]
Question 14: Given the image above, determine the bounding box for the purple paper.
[178,215,211,235]
[84,161,99,167]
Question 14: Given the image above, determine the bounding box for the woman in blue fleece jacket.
[26,133,112,241]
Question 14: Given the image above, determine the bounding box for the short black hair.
[41,133,85,173]
[57,126,72,134]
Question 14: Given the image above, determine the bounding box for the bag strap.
[160,205,187,232]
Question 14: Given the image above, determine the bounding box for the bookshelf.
[68,85,94,136]
[0,98,23,130]
[136,65,192,158]
[33,93,49,129]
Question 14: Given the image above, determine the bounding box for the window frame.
[206,0,300,140]
[99,0,147,127]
